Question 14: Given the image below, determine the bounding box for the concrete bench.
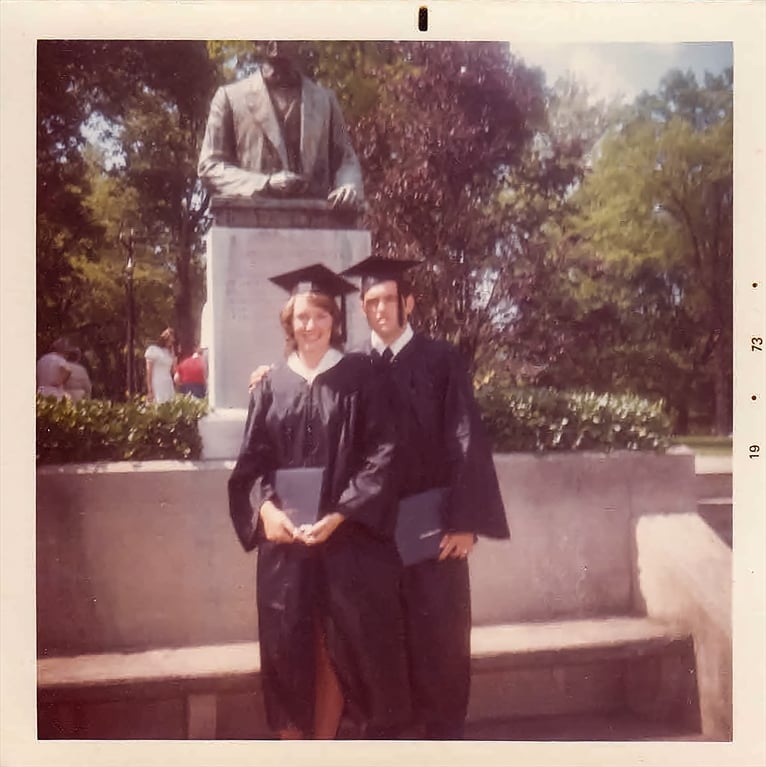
[37,616,698,739]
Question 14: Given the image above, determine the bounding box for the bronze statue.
[198,42,363,210]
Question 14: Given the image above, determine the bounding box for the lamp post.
[119,229,136,397]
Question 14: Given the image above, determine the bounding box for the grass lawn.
[671,435,733,456]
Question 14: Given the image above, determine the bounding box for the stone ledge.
[36,459,235,476]
[471,616,691,672]
[38,616,699,739]
[39,616,686,693]
[37,451,699,653]
[636,512,732,739]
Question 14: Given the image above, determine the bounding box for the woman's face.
[292,294,333,358]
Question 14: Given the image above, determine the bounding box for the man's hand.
[263,171,307,197]
[259,499,305,544]
[249,364,273,393]
[302,512,345,545]
[327,184,358,210]
[438,532,475,561]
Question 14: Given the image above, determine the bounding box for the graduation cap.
[340,256,423,297]
[269,263,358,342]
[269,263,357,298]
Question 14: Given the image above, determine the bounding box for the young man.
[340,256,510,739]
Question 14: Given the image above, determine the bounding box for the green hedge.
[36,395,208,465]
[475,384,672,452]
[37,384,672,465]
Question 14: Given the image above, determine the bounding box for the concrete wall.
[635,512,732,740]
[37,451,697,657]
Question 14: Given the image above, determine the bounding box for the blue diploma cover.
[274,467,325,527]
[395,487,448,566]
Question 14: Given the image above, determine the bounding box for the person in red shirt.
[174,347,207,398]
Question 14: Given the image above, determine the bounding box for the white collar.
[371,323,413,359]
[287,348,343,383]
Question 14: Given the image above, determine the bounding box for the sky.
[507,41,733,103]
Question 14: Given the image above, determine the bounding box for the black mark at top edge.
[418,6,428,32]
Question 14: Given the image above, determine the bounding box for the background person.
[144,327,177,403]
[341,256,511,740]
[63,347,92,401]
[228,264,410,740]
[36,337,73,399]
[174,346,207,398]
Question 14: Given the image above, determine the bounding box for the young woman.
[144,327,177,403]
[228,264,410,740]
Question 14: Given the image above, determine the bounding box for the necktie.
[381,347,393,364]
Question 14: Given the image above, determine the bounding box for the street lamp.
[119,229,137,397]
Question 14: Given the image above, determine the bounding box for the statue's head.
[265,40,302,63]
[261,41,302,85]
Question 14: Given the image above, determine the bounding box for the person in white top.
[144,327,177,403]
[36,337,73,399]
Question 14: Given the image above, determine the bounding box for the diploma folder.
[274,467,325,527]
[395,487,448,566]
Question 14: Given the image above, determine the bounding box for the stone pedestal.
[199,197,370,459]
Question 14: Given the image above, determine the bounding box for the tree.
[113,41,217,356]
[480,75,623,383]
[37,42,109,356]
[37,41,219,397]
[351,42,551,371]
[526,68,733,434]
[75,146,176,399]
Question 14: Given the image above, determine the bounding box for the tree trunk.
[174,205,194,357]
[674,398,690,436]
[671,371,695,435]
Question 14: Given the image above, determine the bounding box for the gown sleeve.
[442,347,511,540]
[227,378,277,551]
[334,362,397,536]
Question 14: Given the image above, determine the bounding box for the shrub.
[475,383,673,453]
[36,395,209,465]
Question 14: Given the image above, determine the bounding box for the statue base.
[198,408,248,461]
[209,195,363,230]
[200,198,371,459]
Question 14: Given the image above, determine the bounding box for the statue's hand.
[327,184,358,210]
[264,171,307,197]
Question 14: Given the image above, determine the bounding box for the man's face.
[362,280,412,344]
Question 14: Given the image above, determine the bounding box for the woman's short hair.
[51,337,74,355]
[279,292,343,355]
[157,328,176,348]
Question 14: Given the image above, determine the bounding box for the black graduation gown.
[228,353,410,736]
[364,333,509,538]
[363,333,510,734]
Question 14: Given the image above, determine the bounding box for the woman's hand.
[259,499,304,544]
[302,512,345,545]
